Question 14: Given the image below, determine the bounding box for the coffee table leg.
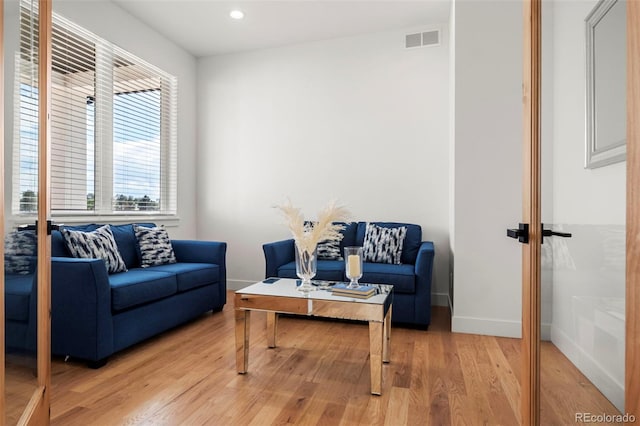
[383,306,391,363]
[267,311,278,348]
[235,309,250,374]
[369,320,383,395]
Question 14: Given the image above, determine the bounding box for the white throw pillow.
[61,225,128,273]
[134,225,177,267]
[362,223,407,265]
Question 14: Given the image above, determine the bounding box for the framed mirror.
[585,0,626,169]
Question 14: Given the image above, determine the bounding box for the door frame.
[625,0,640,418]
[31,0,53,423]
[0,0,5,419]
[521,0,640,423]
[521,0,541,423]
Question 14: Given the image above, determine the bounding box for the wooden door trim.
[626,0,640,417]
[522,0,541,425]
[18,0,52,424]
[33,0,52,423]
[0,0,5,423]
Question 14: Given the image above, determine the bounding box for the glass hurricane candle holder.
[344,246,363,289]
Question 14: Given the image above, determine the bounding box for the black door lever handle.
[507,223,571,245]
[542,229,572,238]
[541,224,571,244]
[507,223,529,244]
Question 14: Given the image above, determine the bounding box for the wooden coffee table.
[234,278,393,395]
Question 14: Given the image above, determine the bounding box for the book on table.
[331,283,377,298]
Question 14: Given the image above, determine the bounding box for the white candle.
[347,254,361,277]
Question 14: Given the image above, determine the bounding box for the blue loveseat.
[263,222,434,327]
[4,223,227,367]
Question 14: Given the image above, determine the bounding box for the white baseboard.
[541,322,551,341]
[227,279,258,291]
[551,325,624,412]
[449,316,550,340]
[452,315,521,338]
[432,292,449,307]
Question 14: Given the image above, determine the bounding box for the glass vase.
[344,246,363,289]
[295,244,317,292]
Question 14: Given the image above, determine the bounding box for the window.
[13,3,177,216]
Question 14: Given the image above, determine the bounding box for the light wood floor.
[42,291,621,425]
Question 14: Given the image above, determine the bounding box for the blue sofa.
[5,223,227,367]
[5,273,37,356]
[263,222,434,327]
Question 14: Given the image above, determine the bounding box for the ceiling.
[110,0,451,58]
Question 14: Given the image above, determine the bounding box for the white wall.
[551,1,625,224]
[3,0,198,239]
[448,1,456,311]
[452,0,523,337]
[197,26,451,301]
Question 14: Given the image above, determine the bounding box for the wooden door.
[1,0,52,424]
[522,0,640,423]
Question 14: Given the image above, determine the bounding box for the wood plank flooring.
[42,291,621,425]
[5,354,38,425]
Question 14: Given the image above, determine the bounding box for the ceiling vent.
[405,29,440,49]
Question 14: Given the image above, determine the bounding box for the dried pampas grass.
[276,199,351,253]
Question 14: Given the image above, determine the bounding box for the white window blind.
[13,1,178,216]
[13,0,39,213]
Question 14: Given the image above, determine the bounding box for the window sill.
[11,213,181,228]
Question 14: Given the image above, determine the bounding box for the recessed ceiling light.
[230,10,244,20]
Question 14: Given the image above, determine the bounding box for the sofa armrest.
[263,239,295,278]
[415,241,435,278]
[51,257,113,362]
[171,240,227,265]
[414,241,435,325]
[171,240,227,305]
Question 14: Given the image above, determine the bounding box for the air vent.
[405,29,440,49]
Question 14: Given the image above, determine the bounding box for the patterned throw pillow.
[317,238,343,260]
[134,225,176,267]
[362,223,407,265]
[61,224,128,273]
[5,230,37,274]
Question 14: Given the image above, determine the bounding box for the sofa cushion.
[134,225,177,267]
[362,223,407,265]
[361,263,416,293]
[143,263,220,292]
[5,230,37,275]
[110,223,155,269]
[52,223,156,266]
[61,225,128,273]
[340,222,358,251]
[5,274,33,321]
[53,224,99,257]
[356,222,422,264]
[109,269,177,311]
[317,238,342,260]
[278,260,345,282]
[316,221,356,260]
